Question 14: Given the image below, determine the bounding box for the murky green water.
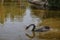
[0,0,60,40]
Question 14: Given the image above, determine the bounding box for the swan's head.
[44,26,50,29]
[39,26,50,32]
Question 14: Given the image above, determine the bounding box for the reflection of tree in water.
[0,6,7,24]
[0,3,26,24]
[0,0,29,24]
[7,5,25,22]
[20,0,28,14]
[31,8,60,19]
[3,0,20,6]
[47,10,60,18]
[31,9,47,19]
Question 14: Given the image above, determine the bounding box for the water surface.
[0,0,60,40]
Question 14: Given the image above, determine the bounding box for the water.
[0,1,41,40]
[0,0,60,40]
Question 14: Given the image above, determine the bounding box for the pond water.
[0,0,60,40]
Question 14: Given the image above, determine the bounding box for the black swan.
[25,24,50,32]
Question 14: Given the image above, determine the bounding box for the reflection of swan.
[25,24,50,32]
[25,32,35,38]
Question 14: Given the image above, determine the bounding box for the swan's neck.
[32,25,35,31]
[27,24,36,31]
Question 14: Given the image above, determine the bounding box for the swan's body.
[26,24,50,32]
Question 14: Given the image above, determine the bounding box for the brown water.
[0,0,60,40]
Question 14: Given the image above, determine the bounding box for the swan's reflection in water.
[25,29,60,40]
[25,32,49,40]
[25,32,35,39]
